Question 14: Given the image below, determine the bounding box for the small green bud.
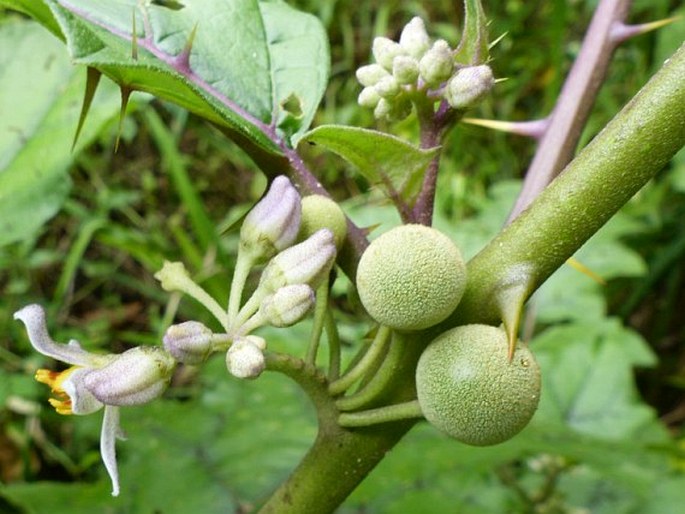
[154,261,192,293]
[373,98,392,120]
[419,40,454,87]
[163,321,213,364]
[259,229,337,292]
[356,63,390,87]
[240,175,301,263]
[358,86,381,109]
[299,195,348,250]
[226,338,265,379]
[399,17,431,59]
[374,75,401,99]
[372,37,405,71]
[392,55,420,85]
[444,64,494,109]
[260,284,315,327]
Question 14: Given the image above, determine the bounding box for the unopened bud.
[240,176,301,263]
[163,321,213,364]
[260,285,315,328]
[372,37,405,71]
[374,76,401,99]
[299,195,348,250]
[226,338,265,379]
[399,17,431,59]
[83,347,176,406]
[419,40,454,87]
[358,86,381,108]
[259,229,336,292]
[356,64,390,87]
[376,97,412,122]
[392,55,420,85]
[374,98,392,120]
[444,65,495,109]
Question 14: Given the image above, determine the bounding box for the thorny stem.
[411,99,458,225]
[507,0,633,222]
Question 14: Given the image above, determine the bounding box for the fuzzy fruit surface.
[356,224,466,331]
[416,324,541,446]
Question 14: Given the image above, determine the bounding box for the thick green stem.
[451,42,685,326]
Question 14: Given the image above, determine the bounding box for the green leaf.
[532,317,657,439]
[38,0,329,153]
[300,125,439,204]
[0,0,63,38]
[454,0,490,65]
[0,20,121,247]
[535,212,647,323]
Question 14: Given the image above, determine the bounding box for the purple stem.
[507,0,632,223]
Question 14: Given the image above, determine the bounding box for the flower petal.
[84,347,175,406]
[14,304,110,367]
[101,405,121,497]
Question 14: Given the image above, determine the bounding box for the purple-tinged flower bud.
[399,17,431,59]
[163,321,213,364]
[419,40,454,87]
[356,64,390,87]
[83,347,176,406]
[358,86,381,109]
[444,64,495,109]
[374,76,401,99]
[240,176,302,263]
[372,37,405,71]
[392,55,420,85]
[260,285,315,328]
[259,229,336,292]
[226,338,265,379]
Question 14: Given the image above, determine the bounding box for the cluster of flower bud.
[356,16,495,121]
[158,176,339,380]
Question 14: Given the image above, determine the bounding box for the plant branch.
[507,0,633,222]
[452,42,685,327]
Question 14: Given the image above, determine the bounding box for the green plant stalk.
[452,42,685,326]
[259,43,685,514]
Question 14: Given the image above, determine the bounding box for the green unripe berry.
[356,224,466,331]
[416,324,541,446]
[299,195,348,250]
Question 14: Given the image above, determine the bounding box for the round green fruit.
[356,224,466,331]
[416,324,541,446]
[298,195,348,250]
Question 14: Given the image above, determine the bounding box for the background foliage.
[1,0,684,512]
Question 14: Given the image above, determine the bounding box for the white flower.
[14,304,176,497]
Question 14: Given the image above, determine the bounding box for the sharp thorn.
[566,257,606,285]
[72,67,102,152]
[462,117,550,139]
[115,87,133,153]
[131,8,139,60]
[610,17,681,45]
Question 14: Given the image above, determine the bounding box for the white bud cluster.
[356,16,495,120]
